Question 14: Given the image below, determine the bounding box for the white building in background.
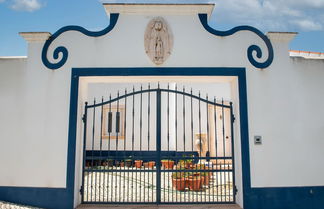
[0,3,324,209]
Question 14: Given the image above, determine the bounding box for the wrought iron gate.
[81,84,236,204]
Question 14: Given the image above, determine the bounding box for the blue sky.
[0,0,323,56]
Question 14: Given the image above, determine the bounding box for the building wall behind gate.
[0,5,324,209]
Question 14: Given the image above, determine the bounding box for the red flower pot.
[187,177,202,191]
[172,178,188,191]
[134,160,143,168]
[161,160,174,169]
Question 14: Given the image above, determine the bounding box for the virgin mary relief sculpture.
[144,17,173,65]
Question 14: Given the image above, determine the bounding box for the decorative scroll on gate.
[81,84,236,204]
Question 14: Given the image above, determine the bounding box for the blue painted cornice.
[42,13,119,70]
[198,13,274,69]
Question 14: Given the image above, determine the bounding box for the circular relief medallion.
[144,17,173,65]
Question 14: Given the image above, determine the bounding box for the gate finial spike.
[141,85,143,91]
[158,82,160,89]
[117,90,120,97]
[94,98,96,104]
[102,96,104,102]
[190,88,193,94]
[206,94,208,100]
[183,86,185,92]
[148,83,151,89]
[167,83,169,89]
[125,88,127,94]
[109,94,112,100]
[175,84,177,91]
[133,86,135,92]
[199,91,201,97]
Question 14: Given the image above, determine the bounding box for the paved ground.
[78,204,242,209]
[83,167,233,203]
[0,201,38,209]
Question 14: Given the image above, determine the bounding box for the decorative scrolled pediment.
[41,13,119,70]
[198,14,274,69]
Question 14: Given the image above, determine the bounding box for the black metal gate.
[81,84,236,204]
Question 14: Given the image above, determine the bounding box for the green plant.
[172,172,184,179]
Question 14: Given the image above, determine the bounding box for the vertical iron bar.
[230,102,236,203]
[182,87,186,203]
[123,89,127,202]
[156,89,162,204]
[81,102,88,203]
[99,98,104,202]
[115,92,120,202]
[139,85,143,202]
[190,89,194,203]
[167,84,170,202]
[206,95,209,203]
[213,97,218,202]
[131,86,135,203]
[147,84,152,202]
[90,99,96,202]
[198,92,202,203]
[175,85,178,203]
[222,99,226,202]
[108,96,113,202]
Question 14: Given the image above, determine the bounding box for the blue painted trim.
[198,14,274,69]
[41,13,119,70]
[0,187,70,209]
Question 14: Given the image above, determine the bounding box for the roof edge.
[103,3,214,17]
[19,32,52,43]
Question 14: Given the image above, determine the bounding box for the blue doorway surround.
[70,67,250,208]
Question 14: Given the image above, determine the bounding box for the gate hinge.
[234,185,238,195]
[232,114,236,123]
[82,114,86,123]
[80,186,83,194]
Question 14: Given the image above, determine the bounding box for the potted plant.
[161,159,174,169]
[134,159,143,168]
[125,156,133,167]
[200,171,210,186]
[148,161,155,168]
[143,161,155,169]
[187,173,202,191]
[115,160,121,167]
[104,159,114,167]
[171,172,187,191]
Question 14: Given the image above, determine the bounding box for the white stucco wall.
[248,46,324,187]
[0,5,324,209]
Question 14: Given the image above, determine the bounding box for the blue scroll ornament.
[198,14,274,69]
[42,13,119,70]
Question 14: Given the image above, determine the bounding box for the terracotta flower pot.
[134,160,143,168]
[172,178,187,191]
[161,160,174,169]
[148,161,155,168]
[144,161,155,169]
[187,177,202,191]
[125,160,133,167]
[201,175,210,186]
